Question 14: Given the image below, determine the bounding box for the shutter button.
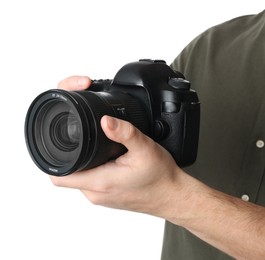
[256,140,264,149]
[241,194,250,202]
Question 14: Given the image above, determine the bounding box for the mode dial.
[168,78,190,90]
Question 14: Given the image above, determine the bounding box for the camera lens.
[33,99,84,169]
[25,88,149,176]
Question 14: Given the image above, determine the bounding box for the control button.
[168,78,190,90]
[139,59,152,62]
[154,59,166,63]
[154,120,169,140]
[241,194,250,202]
[256,140,264,149]
[139,59,166,64]
[162,101,181,113]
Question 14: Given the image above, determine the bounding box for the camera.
[25,59,200,176]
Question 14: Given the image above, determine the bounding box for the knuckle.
[84,192,106,206]
[57,76,76,90]
[57,78,68,89]
[89,196,102,206]
[125,123,137,140]
[143,138,162,159]
[50,176,61,187]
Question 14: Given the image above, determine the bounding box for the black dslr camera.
[25,59,200,176]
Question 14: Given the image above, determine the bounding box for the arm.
[162,171,265,260]
[51,76,265,260]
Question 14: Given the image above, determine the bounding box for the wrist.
[157,168,213,227]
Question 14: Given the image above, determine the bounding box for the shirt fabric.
[161,10,265,260]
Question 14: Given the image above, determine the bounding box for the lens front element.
[50,112,81,152]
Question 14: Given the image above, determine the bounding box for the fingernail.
[77,77,89,88]
[107,116,118,130]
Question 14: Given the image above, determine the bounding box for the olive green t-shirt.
[161,10,265,259]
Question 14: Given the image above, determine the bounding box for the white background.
[0,1,263,259]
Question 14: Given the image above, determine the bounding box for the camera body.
[25,59,200,176]
[91,59,200,165]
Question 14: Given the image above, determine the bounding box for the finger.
[80,190,123,209]
[49,161,121,191]
[100,115,153,152]
[57,76,91,91]
[80,190,110,206]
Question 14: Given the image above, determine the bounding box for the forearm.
[161,169,265,260]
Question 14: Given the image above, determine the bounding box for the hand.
[50,76,182,216]
[50,77,265,260]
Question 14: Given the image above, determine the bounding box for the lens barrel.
[25,89,149,176]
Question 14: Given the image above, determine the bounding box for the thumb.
[101,115,150,152]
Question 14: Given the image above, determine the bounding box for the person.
[50,10,265,259]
